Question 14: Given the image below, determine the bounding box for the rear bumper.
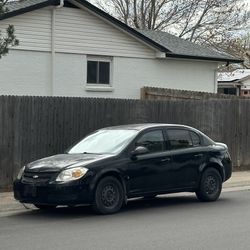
[13,180,93,206]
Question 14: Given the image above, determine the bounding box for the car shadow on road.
[6,193,232,221]
[123,194,231,214]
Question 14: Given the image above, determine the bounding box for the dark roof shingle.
[138,29,238,62]
[5,0,48,12]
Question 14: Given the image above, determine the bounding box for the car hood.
[26,153,113,172]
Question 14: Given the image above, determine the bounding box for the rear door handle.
[160,157,171,162]
[194,153,203,158]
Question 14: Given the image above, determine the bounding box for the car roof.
[100,123,215,144]
[101,123,197,131]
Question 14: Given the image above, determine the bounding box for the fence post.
[140,87,147,100]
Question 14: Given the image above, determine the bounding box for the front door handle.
[194,153,203,158]
[160,157,171,162]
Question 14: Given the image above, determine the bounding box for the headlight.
[17,166,25,180]
[56,167,88,182]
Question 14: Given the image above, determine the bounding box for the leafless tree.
[174,0,249,44]
[95,0,249,41]
[96,0,191,31]
[94,0,249,67]
[215,34,250,69]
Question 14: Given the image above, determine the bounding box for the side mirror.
[131,146,149,158]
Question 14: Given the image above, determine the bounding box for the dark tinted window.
[87,61,98,83]
[99,62,110,84]
[87,60,110,84]
[223,88,237,95]
[190,131,201,146]
[167,129,192,149]
[135,130,165,153]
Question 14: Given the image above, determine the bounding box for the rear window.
[166,129,193,150]
[166,129,204,150]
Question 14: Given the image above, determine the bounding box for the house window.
[87,58,111,85]
[223,88,237,95]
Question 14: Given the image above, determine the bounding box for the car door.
[165,128,206,189]
[127,129,173,195]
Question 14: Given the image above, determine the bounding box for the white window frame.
[85,56,113,92]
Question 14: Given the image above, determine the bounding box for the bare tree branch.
[94,0,249,67]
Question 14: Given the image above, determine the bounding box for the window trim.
[86,56,113,91]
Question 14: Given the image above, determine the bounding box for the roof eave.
[218,80,243,84]
[165,53,243,64]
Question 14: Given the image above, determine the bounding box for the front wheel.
[196,168,222,202]
[93,176,124,214]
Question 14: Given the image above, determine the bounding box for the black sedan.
[14,124,232,214]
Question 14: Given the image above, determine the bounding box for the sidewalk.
[1,171,250,214]
[223,171,250,188]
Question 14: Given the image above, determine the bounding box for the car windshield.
[67,129,138,155]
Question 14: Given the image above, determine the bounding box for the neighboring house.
[0,0,241,99]
[218,69,250,96]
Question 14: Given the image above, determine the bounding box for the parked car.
[14,124,232,214]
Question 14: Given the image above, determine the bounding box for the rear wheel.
[34,204,57,210]
[196,168,222,202]
[93,176,124,214]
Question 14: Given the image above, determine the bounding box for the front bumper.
[13,180,93,206]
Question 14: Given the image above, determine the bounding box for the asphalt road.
[0,190,250,250]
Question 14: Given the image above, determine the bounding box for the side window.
[166,129,192,150]
[87,57,111,85]
[190,131,201,147]
[135,130,165,153]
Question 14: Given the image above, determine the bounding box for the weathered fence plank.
[0,95,249,190]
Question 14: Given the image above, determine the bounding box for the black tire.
[93,176,124,215]
[34,204,57,210]
[196,168,222,202]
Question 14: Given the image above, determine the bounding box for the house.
[218,69,250,96]
[0,0,241,99]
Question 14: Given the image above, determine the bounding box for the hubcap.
[204,175,218,195]
[101,184,118,207]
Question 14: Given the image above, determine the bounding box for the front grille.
[22,171,58,184]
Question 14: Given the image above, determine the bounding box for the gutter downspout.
[214,70,218,93]
[51,0,64,96]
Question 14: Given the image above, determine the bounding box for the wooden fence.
[0,95,250,190]
[141,87,241,100]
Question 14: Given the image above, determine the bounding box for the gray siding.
[0,8,51,51]
[54,7,156,58]
[0,6,156,58]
